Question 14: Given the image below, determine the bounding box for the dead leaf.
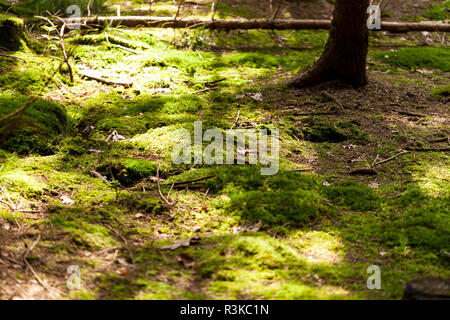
[248,92,263,101]
[117,257,129,267]
[160,238,191,250]
[60,195,74,206]
[134,213,144,219]
[117,268,128,275]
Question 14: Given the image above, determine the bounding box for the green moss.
[300,117,368,143]
[224,189,329,226]
[194,234,354,299]
[325,180,382,212]
[0,94,69,155]
[430,85,450,99]
[0,169,46,197]
[67,33,147,49]
[70,290,95,300]
[120,159,157,185]
[423,1,450,20]
[50,207,119,249]
[374,47,450,72]
[0,14,26,51]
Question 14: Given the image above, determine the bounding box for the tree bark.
[289,0,370,89]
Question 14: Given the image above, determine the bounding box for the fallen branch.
[55,17,450,32]
[166,174,217,187]
[373,151,410,167]
[429,136,449,143]
[78,70,133,87]
[406,147,450,152]
[0,97,38,124]
[291,168,314,172]
[111,43,140,54]
[0,52,25,61]
[397,111,427,118]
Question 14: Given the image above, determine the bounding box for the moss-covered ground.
[0,1,449,300]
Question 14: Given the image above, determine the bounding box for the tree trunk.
[289,0,370,89]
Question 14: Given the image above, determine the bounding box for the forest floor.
[0,0,449,300]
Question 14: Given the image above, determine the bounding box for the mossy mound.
[0,94,68,155]
[299,117,368,143]
[0,14,27,51]
[96,158,157,187]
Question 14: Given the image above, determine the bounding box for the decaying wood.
[78,70,133,87]
[349,168,378,175]
[56,17,450,32]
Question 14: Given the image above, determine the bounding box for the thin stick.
[371,154,380,168]
[373,151,410,166]
[174,0,184,20]
[78,70,133,87]
[167,175,217,187]
[23,234,50,291]
[157,164,176,206]
[406,147,450,152]
[0,52,25,61]
[167,183,175,201]
[322,92,344,111]
[54,17,74,82]
[87,0,92,17]
[0,97,38,124]
[103,225,135,264]
[211,0,220,21]
[230,110,240,129]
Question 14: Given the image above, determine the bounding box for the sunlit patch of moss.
[290,230,345,265]
[373,47,450,72]
[0,169,46,197]
[193,234,354,299]
[128,124,191,160]
[69,290,95,300]
[403,154,450,196]
[50,207,120,249]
